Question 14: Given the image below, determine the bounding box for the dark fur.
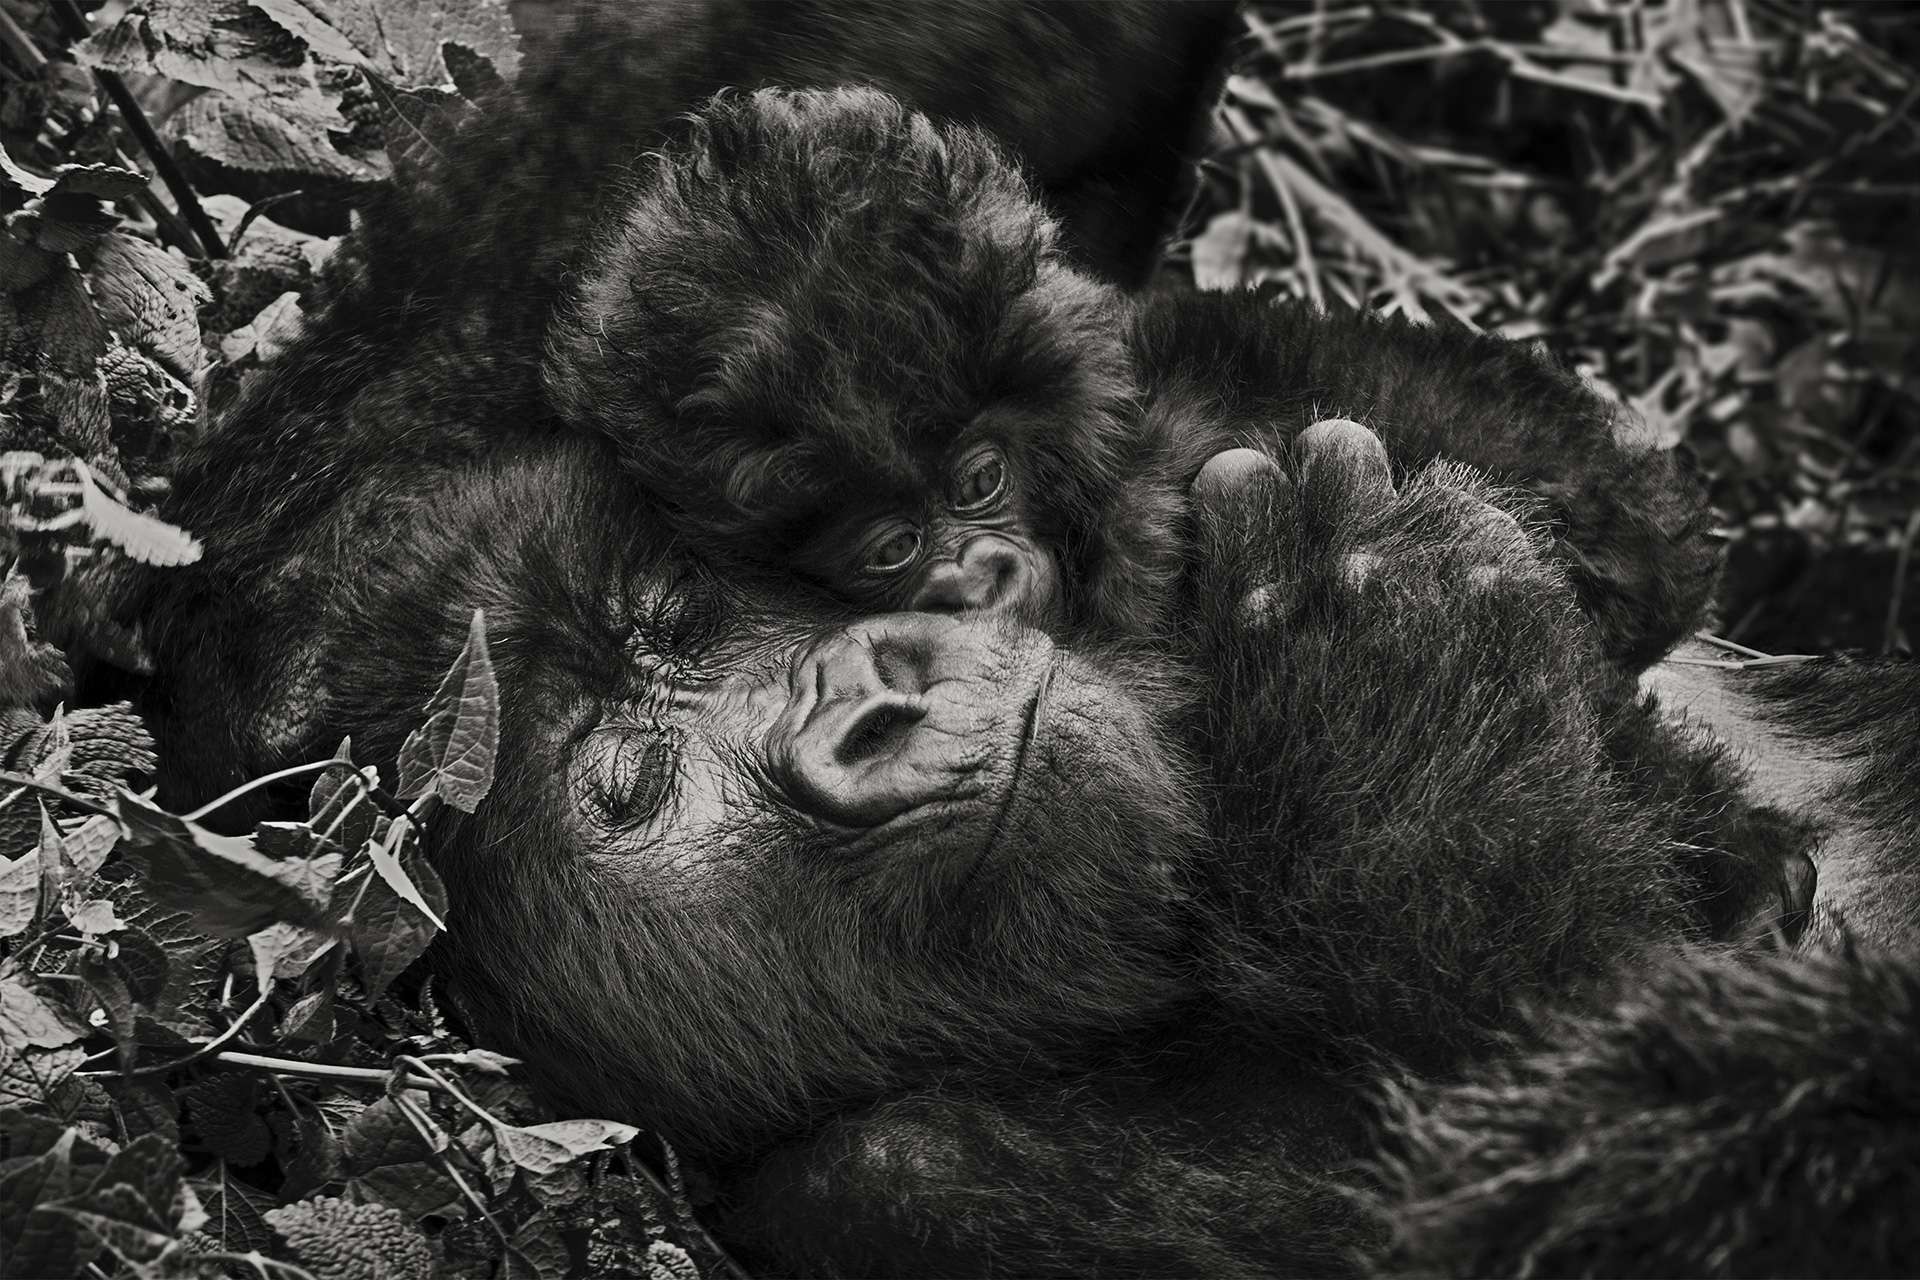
[1370,940,1920,1278]
[547,88,1716,668]
[128,70,1898,1280]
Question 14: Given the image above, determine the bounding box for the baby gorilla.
[548,88,1714,673]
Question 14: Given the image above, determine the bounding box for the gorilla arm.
[723,434,1701,1277]
[1130,293,1719,671]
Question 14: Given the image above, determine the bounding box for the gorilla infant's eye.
[950,445,1007,513]
[861,523,923,576]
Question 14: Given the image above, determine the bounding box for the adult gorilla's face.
[407,448,1202,1159]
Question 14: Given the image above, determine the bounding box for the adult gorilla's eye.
[950,446,1007,512]
[579,725,678,829]
[861,523,922,576]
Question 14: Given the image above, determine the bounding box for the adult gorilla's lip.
[968,653,1055,876]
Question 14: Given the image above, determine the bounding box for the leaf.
[99,926,170,1006]
[396,608,498,810]
[66,899,123,936]
[308,740,378,854]
[0,976,89,1051]
[343,1096,437,1171]
[279,988,334,1043]
[504,1212,569,1280]
[76,948,136,1065]
[361,71,474,180]
[496,1119,641,1176]
[218,290,307,364]
[1192,210,1254,292]
[182,1076,271,1167]
[0,849,38,938]
[48,1183,177,1267]
[189,1168,278,1255]
[75,465,202,566]
[99,1077,180,1145]
[84,232,210,380]
[115,792,334,938]
[247,920,331,984]
[344,826,445,998]
[367,820,446,931]
[62,816,121,878]
[99,886,221,1040]
[0,1045,84,1109]
[0,1129,93,1279]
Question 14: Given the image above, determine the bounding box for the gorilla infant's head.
[547,87,1181,632]
[390,446,1202,1157]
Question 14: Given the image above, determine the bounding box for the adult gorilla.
[141,404,1706,1275]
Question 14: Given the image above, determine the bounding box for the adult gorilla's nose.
[771,620,950,827]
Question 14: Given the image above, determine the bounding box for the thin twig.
[78,982,274,1076]
[1693,631,1772,659]
[0,771,118,818]
[48,0,225,259]
[212,1049,447,1092]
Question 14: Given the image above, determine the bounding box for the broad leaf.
[115,793,337,938]
[396,608,498,811]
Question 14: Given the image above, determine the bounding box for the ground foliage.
[0,1,1912,1277]
[1,3,744,1276]
[1209,0,1920,653]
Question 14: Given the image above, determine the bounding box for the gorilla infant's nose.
[911,536,1031,614]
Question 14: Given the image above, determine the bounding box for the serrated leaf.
[34,716,72,786]
[62,816,120,878]
[190,1168,278,1255]
[0,849,38,937]
[397,608,498,810]
[75,466,202,566]
[343,1097,443,1172]
[0,1129,91,1279]
[0,1044,84,1108]
[48,1184,176,1266]
[115,792,333,938]
[85,232,210,380]
[0,976,89,1051]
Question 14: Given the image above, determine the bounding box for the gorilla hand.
[1183,419,1693,1068]
[1191,417,1545,626]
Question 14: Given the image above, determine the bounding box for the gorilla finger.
[1191,447,1291,508]
[1295,419,1393,503]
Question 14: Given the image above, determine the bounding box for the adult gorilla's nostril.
[835,696,927,767]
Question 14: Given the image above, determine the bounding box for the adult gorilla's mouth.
[967,656,1056,880]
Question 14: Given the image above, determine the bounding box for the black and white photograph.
[0,1,1915,1276]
